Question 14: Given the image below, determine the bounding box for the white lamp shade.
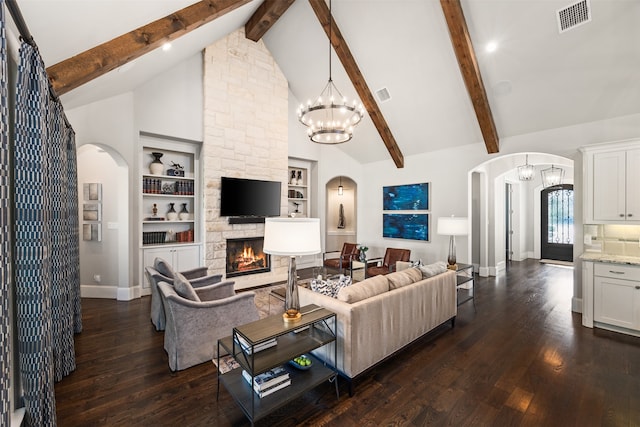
[263,218,321,256]
[437,216,469,236]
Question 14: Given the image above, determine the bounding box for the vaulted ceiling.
[14,0,640,165]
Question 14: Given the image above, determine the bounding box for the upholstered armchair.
[366,248,411,277]
[146,257,222,331]
[157,278,259,371]
[323,242,359,274]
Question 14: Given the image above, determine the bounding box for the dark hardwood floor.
[55,260,640,426]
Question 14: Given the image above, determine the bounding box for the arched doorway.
[325,176,357,252]
[77,143,130,299]
[469,153,574,276]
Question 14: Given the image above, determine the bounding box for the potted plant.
[358,246,368,262]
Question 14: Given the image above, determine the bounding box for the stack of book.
[235,335,277,354]
[242,366,291,398]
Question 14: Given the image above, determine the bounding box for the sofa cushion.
[419,261,448,279]
[311,275,352,298]
[154,257,175,279]
[173,272,201,302]
[387,267,423,290]
[337,275,389,303]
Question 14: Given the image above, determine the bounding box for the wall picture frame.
[383,182,429,211]
[383,213,430,241]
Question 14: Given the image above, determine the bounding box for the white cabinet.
[142,245,201,287]
[583,141,640,224]
[593,263,640,333]
[139,132,203,289]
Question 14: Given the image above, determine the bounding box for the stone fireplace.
[226,237,270,278]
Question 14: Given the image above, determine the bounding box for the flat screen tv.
[220,177,281,217]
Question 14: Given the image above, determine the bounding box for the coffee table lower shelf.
[219,354,336,423]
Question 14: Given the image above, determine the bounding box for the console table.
[217,304,338,425]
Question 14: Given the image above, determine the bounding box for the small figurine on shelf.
[290,169,297,185]
[167,161,185,177]
[296,170,303,185]
[167,203,178,221]
[152,203,158,217]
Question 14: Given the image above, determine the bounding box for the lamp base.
[283,312,302,323]
[447,263,458,271]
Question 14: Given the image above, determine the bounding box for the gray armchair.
[146,260,222,331]
[158,280,259,371]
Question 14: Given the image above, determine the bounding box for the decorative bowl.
[289,354,313,370]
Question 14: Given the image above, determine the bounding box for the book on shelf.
[242,367,290,391]
[241,369,291,398]
[234,335,277,354]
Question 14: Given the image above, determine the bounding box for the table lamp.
[263,217,321,322]
[437,215,468,270]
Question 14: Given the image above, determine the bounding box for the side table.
[454,263,476,310]
[217,304,338,425]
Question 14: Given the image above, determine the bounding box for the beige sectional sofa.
[298,264,457,393]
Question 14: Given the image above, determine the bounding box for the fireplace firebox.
[226,237,270,278]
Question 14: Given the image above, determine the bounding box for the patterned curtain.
[14,41,81,426]
[0,1,11,426]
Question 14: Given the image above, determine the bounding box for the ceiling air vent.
[557,0,591,33]
[375,87,391,103]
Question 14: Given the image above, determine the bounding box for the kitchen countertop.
[580,252,640,266]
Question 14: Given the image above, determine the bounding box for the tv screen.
[220,177,281,217]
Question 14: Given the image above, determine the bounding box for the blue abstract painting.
[383,183,429,210]
[383,213,429,241]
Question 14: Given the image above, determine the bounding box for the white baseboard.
[81,284,117,299]
[81,284,146,300]
[571,297,582,313]
[479,266,490,277]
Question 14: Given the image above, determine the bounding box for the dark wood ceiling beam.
[245,0,295,42]
[46,0,251,96]
[440,0,499,154]
[309,0,404,168]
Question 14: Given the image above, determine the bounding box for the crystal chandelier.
[297,0,364,144]
[518,154,535,181]
[541,165,564,188]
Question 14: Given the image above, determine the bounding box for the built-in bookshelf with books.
[217,305,338,424]
[139,132,203,290]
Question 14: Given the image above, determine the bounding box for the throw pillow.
[173,272,201,302]
[387,267,422,290]
[311,275,353,298]
[419,261,448,279]
[154,257,175,279]
[337,275,389,303]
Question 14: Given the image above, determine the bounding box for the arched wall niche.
[325,176,357,252]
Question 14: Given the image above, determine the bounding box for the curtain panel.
[14,42,81,426]
[0,1,11,426]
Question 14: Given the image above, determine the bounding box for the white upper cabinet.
[582,140,640,224]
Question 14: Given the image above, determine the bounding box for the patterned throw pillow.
[173,272,201,302]
[310,275,352,298]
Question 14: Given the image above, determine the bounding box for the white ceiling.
[13,0,640,164]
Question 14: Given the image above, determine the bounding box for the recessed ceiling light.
[162,42,172,52]
[485,41,498,53]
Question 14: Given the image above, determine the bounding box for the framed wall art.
[82,182,102,241]
[383,213,429,241]
[383,182,429,210]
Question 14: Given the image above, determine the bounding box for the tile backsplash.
[584,224,640,257]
